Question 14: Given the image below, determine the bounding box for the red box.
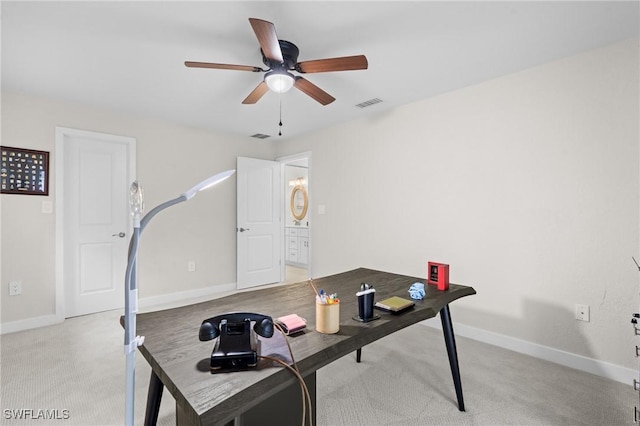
[427,262,449,291]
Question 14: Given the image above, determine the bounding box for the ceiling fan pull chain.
[279,97,283,136]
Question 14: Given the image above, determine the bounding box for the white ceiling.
[2,1,638,141]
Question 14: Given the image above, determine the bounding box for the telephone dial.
[199,312,274,370]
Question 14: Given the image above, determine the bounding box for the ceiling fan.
[185,18,368,106]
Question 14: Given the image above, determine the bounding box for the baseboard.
[1,283,238,334]
[420,318,635,385]
[0,314,61,335]
[138,282,237,311]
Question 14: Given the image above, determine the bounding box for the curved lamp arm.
[126,169,236,291]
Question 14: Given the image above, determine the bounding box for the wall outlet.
[9,281,22,296]
[187,260,196,272]
[575,304,590,322]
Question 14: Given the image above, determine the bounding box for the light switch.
[318,204,326,215]
[42,200,53,214]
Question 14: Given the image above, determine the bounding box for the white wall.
[2,38,638,376]
[276,39,640,370]
[1,92,276,324]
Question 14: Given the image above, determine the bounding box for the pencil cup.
[315,301,340,334]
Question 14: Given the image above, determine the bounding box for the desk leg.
[356,348,362,363]
[440,305,465,412]
[144,371,164,426]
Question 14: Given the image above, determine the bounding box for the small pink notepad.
[276,314,307,335]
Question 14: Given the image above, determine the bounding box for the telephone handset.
[199,312,274,370]
[199,312,274,340]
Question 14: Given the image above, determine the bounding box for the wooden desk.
[135,268,476,425]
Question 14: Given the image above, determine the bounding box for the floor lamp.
[123,169,235,426]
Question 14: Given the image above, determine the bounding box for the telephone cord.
[257,322,312,426]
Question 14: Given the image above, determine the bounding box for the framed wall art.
[1,146,50,196]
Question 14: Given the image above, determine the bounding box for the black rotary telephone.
[199,312,274,370]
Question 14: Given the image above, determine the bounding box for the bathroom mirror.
[290,185,308,221]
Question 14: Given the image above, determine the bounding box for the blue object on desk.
[408,282,426,300]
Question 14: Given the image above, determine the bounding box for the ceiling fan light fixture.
[264,71,295,93]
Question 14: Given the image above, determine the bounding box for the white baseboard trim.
[420,317,635,385]
[139,282,238,311]
[1,283,238,334]
[0,314,62,335]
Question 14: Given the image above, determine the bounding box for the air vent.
[355,98,383,108]
[250,133,271,139]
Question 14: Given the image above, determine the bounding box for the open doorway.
[278,152,311,284]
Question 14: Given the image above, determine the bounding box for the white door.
[237,157,282,289]
[59,128,135,317]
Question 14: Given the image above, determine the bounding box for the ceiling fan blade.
[296,55,368,73]
[242,81,269,104]
[294,77,335,106]
[249,18,283,63]
[185,61,264,72]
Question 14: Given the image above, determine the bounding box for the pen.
[315,290,339,304]
[308,279,320,297]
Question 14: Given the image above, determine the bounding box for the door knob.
[238,228,250,232]
[112,232,126,238]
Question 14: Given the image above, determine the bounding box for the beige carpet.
[316,325,632,425]
[0,308,633,425]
